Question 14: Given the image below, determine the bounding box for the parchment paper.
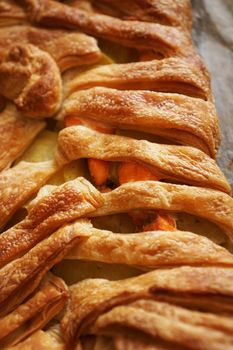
[191,0,233,187]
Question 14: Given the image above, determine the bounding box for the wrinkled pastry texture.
[59,88,219,157]
[0,274,68,349]
[0,25,101,72]
[90,181,233,241]
[0,220,92,317]
[57,126,228,192]
[0,43,62,118]
[0,177,103,267]
[0,0,233,349]
[66,219,233,268]
[61,266,233,342]
[0,104,45,171]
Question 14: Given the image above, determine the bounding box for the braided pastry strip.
[23,0,193,58]
[63,58,211,100]
[0,160,58,231]
[0,273,68,349]
[88,0,192,29]
[66,219,233,268]
[0,1,232,349]
[0,104,45,171]
[0,178,102,267]
[57,126,228,192]
[61,266,233,343]
[0,220,89,317]
[59,88,219,157]
[89,181,233,241]
[91,299,233,350]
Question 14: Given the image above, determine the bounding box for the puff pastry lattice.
[0,1,233,349]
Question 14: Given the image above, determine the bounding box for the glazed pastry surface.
[0,1,233,349]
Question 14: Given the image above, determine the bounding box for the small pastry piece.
[90,181,233,243]
[0,177,103,267]
[0,43,62,118]
[56,126,228,193]
[63,57,211,100]
[0,104,45,171]
[0,26,101,72]
[66,219,233,268]
[91,300,233,350]
[0,274,68,349]
[0,0,26,27]
[26,0,192,58]
[61,266,233,343]
[0,220,91,317]
[0,160,58,231]
[59,88,219,157]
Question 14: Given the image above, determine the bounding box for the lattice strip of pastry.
[0,1,233,349]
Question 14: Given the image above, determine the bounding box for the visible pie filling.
[1,1,233,349]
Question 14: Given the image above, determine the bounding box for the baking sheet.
[191,0,233,187]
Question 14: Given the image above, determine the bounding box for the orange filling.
[65,116,176,231]
[143,212,176,232]
[118,162,159,184]
[65,116,113,186]
[119,162,176,231]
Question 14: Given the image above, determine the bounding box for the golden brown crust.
[0,26,101,72]
[67,220,233,268]
[0,160,58,231]
[57,126,228,192]
[114,335,174,350]
[63,57,211,100]
[91,0,192,29]
[8,329,67,350]
[59,89,219,157]
[0,220,89,317]
[90,181,233,242]
[0,274,68,349]
[91,300,233,350]
[0,178,103,268]
[61,266,233,342]
[0,43,62,118]
[28,0,192,57]
[11,324,67,350]
[0,1,233,348]
[0,104,45,171]
[0,1,27,27]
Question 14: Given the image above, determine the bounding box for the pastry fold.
[61,266,233,343]
[0,160,58,231]
[63,58,211,100]
[8,329,66,350]
[59,89,219,157]
[114,335,173,350]
[0,274,68,349]
[0,26,101,72]
[0,43,62,118]
[0,220,90,317]
[0,1,26,27]
[0,104,45,171]
[90,181,233,242]
[0,177,103,267]
[89,0,192,29]
[90,300,233,350]
[66,219,233,268]
[26,0,192,57]
[57,126,228,192]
